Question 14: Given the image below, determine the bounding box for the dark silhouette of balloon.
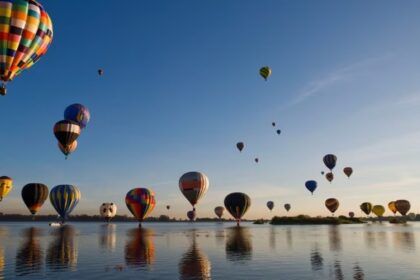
[349,212,355,218]
[224,193,251,226]
[254,158,259,163]
[325,172,334,183]
[214,206,224,219]
[325,198,339,214]
[266,201,274,211]
[259,66,272,81]
[15,227,43,276]
[395,200,410,216]
[21,183,49,216]
[343,167,353,178]
[321,171,325,175]
[98,69,104,76]
[284,204,291,212]
[323,154,337,171]
[236,142,244,152]
[276,129,281,135]
[360,202,372,216]
[271,122,276,127]
[166,205,170,210]
[305,180,317,195]
[187,210,196,221]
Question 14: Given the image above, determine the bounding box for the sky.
[1,0,420,219]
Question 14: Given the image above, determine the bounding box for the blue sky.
[1,0,420,219]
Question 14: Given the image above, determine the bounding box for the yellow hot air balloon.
[372,205,385,218]
[388,201,397,215]
[0,176,13,201]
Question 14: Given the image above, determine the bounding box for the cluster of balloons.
[321,154,353,183]
[265,201,291,213]
[355,200,411,218]
[54,104,90,159]
[0,0,53,96]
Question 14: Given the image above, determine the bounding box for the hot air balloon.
[0,176,13,201]
[58,141,78,159]
[166,205,170,210]
[360,202,372,216]
[187,210,196,222]
[125,188,156,227]
[224,192,251,226]
[321,171,325,175]
[305,180,317,195]
[266,201,274,211]
[372,205,385,218]
[98,69,104,76]
[323,154,337,171]
[179,172,209,211]
[214,206,224,219]
[254,158,259,163]
[343,167,353,178]
[259,66,271,81]
[272,122,276,127]
[236,142,244,152]
[21,183,48,216]
[395,200,410,216]
[276,129,281,135]
[325,198,339,215]
[284,204,291,212]
[53,120,81,148]
[349,212,355,218]
[100,203,117,223]
[0,0,53,96]
[50,185,81,223]
[64,104,91,129]
[325,172,334,183]
[388,201,397,215]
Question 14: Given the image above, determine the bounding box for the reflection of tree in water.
[393,228,416,252]
[310,244,323,271]
[15,227,43,276]
[328,226,342,252]
[353,263,365,280]
[99,224,116,252]
[46,225,78,271]
[179,230,211,280]
[125,228,155,269]
[225,227,252,263]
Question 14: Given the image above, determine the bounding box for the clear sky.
[1,0,420,219]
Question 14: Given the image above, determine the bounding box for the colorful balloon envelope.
[50,185,81,221]
[125,188,156,225]
[284,203,291,212]
[343,167,353,178]
[325,198,339,214]
[372,205,385,218]
[0,176,13,201]
[53,120,81,148]
[349,212,355,218]
[21,183,49,215]
[266,201,274,211]
[325,172,334,183]
[100,203,117,222]
[224,192,251,226]
[360,202,372,216]
[388,201,397,215]
[395,200,410,216]
[323,154,337,171]
[0,0,53,95]
[58,141,78,158]
[259,66,272,81]
[214,206,224,218]
[236,142,244,152]
[64,104,91,129]
[179,172,209,210]
[187,210,196,221]
[305,180,317,195]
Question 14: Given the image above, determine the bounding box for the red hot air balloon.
[343,167,353,178]
[325,198,339,215]
[125,188,156,227]
[179,172,209,211]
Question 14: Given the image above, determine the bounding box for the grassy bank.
[270,215,365,225]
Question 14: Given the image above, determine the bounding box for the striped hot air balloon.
[50,185,81,222]
[53,120,81,149]
[0,176,13,201]
[360,202,372,216]
[21,183,49,215]
[224,192,251,226]
[0,0,53,96]
[125,188,156,227]
[179,172,209,211]
[58,141,78,159]
[259,66,271,81]
[325,198,339,215]
[64,104,90,129]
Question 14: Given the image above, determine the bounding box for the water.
[0,222,419,279]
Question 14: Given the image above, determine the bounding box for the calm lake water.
[0,221,419,279]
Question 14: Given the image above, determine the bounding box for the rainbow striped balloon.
[125,188,156,224]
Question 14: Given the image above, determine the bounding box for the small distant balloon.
[349,212,355,218]
[321,171,325,175]
[272,122,276,127]
[372,205,385,218]
[395,200,410,216]
[259,66,272,81]
[98,69,104,76]
[323,154,337,171]
[325,172,334,183]
[266,201,274,211]
[343,167,353,178]
[360,202,372,216]
[305,180,317,195]
[166,205,170,210]
[325,198,339,214]
[276,129,281,135]
[236,142,244,152]
[284,204,291,212]
[214,206,224,219]
[254,158,259,163]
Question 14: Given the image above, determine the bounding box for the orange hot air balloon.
[388,201,397,215]
[125,188,156,227]
[395,200,410,216]
[325,198,339,214]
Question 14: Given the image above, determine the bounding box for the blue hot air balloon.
[305,180,317,195]
[50,185,81,222]
[64,104,90,129]
[323,154,337,171]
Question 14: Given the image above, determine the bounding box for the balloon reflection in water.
[225,227,252,262]
[328,226,342,252]
[310,244,323,271]
[46,225,78,271]
[179,230,211,280]
[15,228,43,276]
[125,228,155,268]
[0,227,6,278]
[353,263,365,280]
[99,224,116,252]
[393,230,415,252]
